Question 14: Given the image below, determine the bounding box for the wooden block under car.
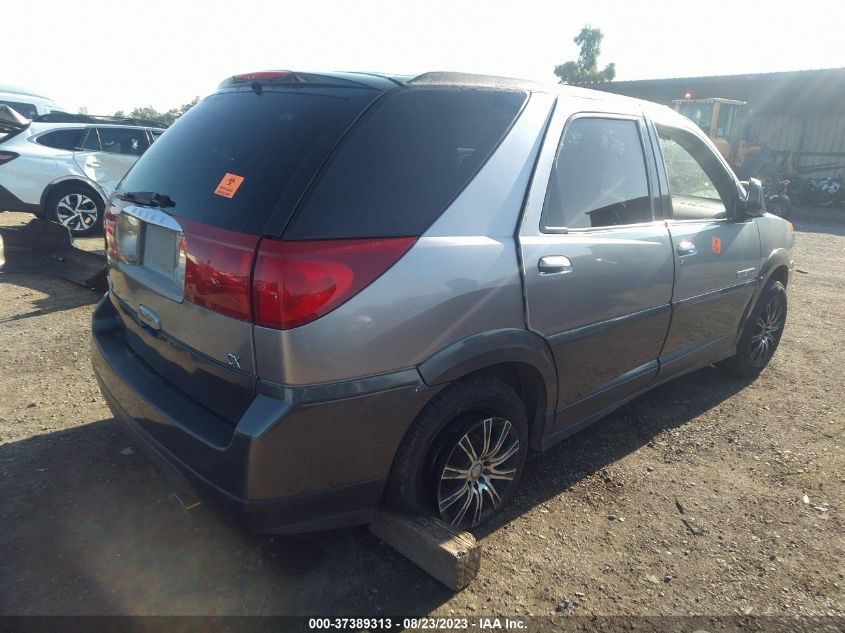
[368,509,481,591]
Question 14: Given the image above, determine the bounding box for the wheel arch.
[417,329,558,451]
[40,177,107,212]
[735,251,791,346]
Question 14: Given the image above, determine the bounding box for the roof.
[33,112,166,128]
[0,84,54,100]
[590,67,845,114]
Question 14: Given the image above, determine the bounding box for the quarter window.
[541,117,652,230]
[36,129,85,150]
[655,124,735,221]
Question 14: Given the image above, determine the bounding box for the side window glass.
[655,125,735,221]
[0,100,38,120]
[97,127,150,156]
[80,128,101,151]
[36,129,84,150]
[541,117,652,230]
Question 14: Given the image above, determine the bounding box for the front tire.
[46,185,104,237]
[719,280,787,377]
[386,376,529,530]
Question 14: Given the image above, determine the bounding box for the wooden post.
[369,510,481,591]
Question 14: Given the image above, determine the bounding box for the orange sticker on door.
[214,173,245,198]
[711,236,722,254]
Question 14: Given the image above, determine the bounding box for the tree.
[112,96,200,126]
[554,25,616,85]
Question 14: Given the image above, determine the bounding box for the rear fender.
[418,328,559,447]
[40,176,108,210]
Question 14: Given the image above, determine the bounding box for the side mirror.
[744,177,765,217]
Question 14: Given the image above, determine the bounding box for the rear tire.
[46,184,104,237]
[718,280,787,377]
[386,376,528,530]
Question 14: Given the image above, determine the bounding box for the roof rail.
[32,112,167,128]
[407,72,549,91]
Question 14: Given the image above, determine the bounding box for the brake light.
[253,237,415,330]
[181,219,259,321]
[103,197,120,260]
[233,71,293,82]
[0,151,18,165]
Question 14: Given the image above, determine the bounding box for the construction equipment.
[673,97,776,183]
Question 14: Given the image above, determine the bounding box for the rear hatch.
[106,82,380,423]
[105,77,529,422]
[0,104,29,142]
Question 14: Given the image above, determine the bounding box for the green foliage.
[112,97,200,126]
[554,25,616,85]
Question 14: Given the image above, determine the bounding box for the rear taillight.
[252,237,415,330]
[103,197,121,260]
[181,219,259,321]
[116,213,141,263]
[0,151,18,165]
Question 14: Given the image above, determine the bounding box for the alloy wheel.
[436,416,520,529]
[751,295,785,367]
[56,193,98,233]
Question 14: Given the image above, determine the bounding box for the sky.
[3,0,843,115]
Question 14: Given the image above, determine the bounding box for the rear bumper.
[0,183,40,214]
[91,294,435,533]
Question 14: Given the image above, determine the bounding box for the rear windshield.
[0,100,38,120]
[284,87,527,239]
[117,90,355,235]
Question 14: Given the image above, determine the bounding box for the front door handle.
[677,240,697,256]
[538,255,573,275]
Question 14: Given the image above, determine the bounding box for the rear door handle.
[538,255,573,275]
[677,240,697,256]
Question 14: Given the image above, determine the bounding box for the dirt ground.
[0,208,842,619]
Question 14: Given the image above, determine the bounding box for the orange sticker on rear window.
[711,236,722,254]
[214,173,245,198]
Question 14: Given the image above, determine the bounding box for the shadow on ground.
[791,205,845,236]
[0,362,752,615]
[0,273,100,323]
[477,366,754,538]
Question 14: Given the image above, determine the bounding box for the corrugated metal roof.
[590,68,845,115]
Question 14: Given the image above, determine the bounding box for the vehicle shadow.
[0,417,452,616]
[792,205,845,236]
[0,365,753,616]
[475,366,756,539]
[0,273,100,323]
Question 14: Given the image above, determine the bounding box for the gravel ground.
[0,209,842,618]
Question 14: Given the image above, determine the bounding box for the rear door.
[75,126,149,196]
[648,119,761,376]
[518,102,674,433]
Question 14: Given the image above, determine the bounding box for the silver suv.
[91,71,794,533]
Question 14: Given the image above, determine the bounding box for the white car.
[0,84,66,119]
[0,112,165,236]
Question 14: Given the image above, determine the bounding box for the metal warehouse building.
[593,67,845,179]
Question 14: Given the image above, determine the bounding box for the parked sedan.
[91,70,793,533]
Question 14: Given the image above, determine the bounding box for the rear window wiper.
[120,191,175,208]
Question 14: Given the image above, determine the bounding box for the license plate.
[142,222,179,278]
